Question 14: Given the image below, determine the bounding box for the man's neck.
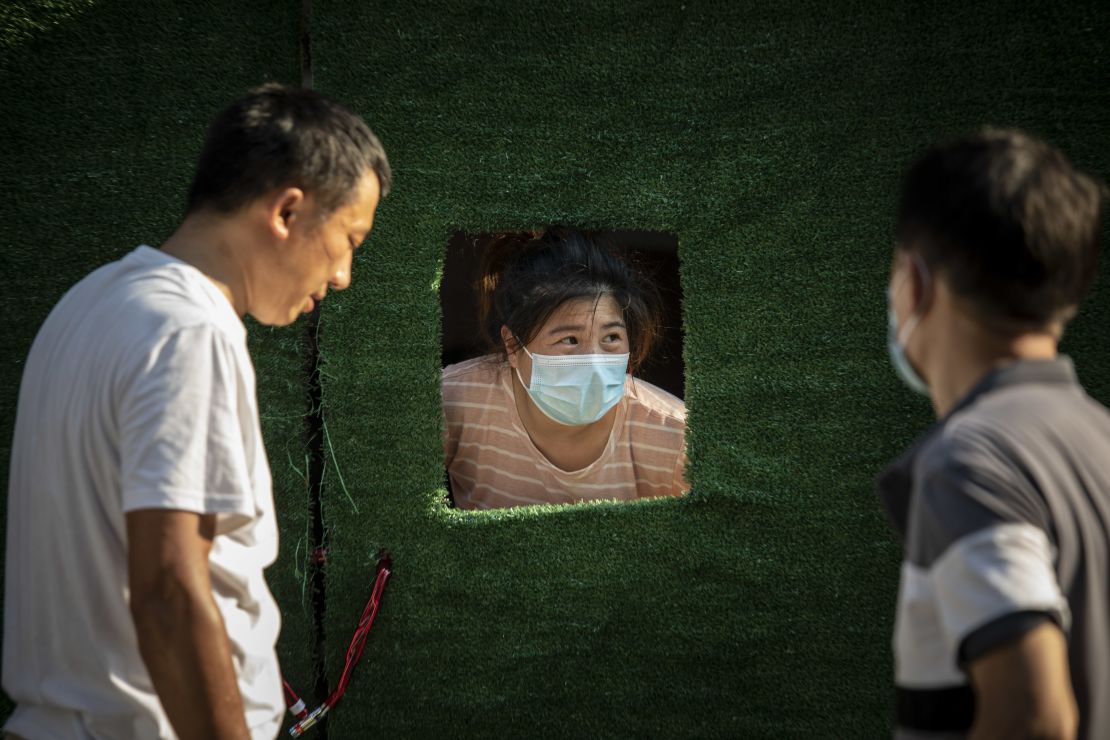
[160,214,252,316]
[927,316,1059,419]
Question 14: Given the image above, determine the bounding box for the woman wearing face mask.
[442,227,687,509]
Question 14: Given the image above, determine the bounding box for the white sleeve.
[119,325,255,532]
[932,522,1070,653]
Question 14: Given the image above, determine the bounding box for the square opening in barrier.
[440,229,685,510]
[441,230,683,396]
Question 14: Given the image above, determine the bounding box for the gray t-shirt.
[877,357,1110,739]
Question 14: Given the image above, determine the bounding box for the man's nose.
[330,255,353,291]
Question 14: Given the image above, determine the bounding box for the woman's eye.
[558,336,577,345]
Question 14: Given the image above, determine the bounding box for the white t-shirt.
[3,246,283,739]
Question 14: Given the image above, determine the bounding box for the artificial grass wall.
[0,0,316,721]
[2,1,1108,738]
[311,1,1110,737]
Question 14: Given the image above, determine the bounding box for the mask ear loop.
[895,254,932,346]
[510,333,534,390]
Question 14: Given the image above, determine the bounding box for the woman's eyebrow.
[545,323,585,334]
[545,319,626,335]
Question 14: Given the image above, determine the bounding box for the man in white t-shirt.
[4,84,390,739]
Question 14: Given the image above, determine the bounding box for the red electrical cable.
[283,680,308,720]
[329,559,390,702]
[286,554,393,737]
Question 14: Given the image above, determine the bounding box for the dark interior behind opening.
[440,230,684,399]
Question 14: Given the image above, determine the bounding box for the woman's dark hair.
[479,227,663,372]
[186,83,391,218]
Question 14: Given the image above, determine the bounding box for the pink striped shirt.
[443,356,687,509]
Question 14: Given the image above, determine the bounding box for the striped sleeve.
[624,380,687,498]
[933,524,1067,662]
[672,445,689,494]
[441,370,461,467]
[910,435,1069,665]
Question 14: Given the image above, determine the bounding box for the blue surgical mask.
[886,270,930,395]
[515,347,629,426]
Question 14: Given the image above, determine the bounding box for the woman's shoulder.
[443,355,504,381]
[624,377,686,430]
[442,355,508,399]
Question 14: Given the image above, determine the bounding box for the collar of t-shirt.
[873,356,1079,540]
[128,245,245,342]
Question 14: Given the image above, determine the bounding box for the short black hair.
[896,129,1104,326]
[186,83,391,217]
[479,227,663,373]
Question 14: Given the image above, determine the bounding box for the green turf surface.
[311,1,1110,737]
[2,1,1109,738]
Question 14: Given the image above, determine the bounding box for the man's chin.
[292,302,316,323]
[247,307,304,328]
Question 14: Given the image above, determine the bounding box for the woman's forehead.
[543,294,622,328]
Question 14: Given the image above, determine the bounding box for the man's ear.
[501,325,519,368]
[267,187,306,240]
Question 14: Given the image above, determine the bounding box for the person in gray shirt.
[877,130,1107,739]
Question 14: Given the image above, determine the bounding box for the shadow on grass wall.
[2,1,1108,738]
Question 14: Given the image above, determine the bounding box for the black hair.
[185,83,391,218]
[479,227,663,372]
[896,128,1104,326]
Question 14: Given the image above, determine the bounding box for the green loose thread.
[294,536,309,610]
[322,417,359,514]
[287,449,306,482]
[285,451,312,609]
